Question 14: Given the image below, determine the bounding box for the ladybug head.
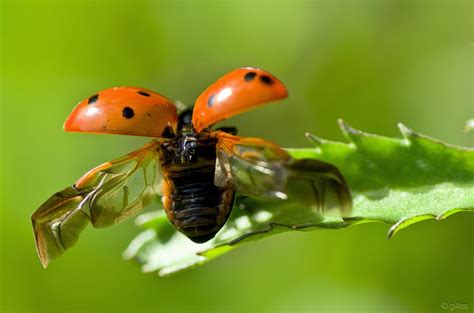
[177,108,194,132]
[171,108,197,163]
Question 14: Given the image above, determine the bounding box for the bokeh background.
[1,0,473,312]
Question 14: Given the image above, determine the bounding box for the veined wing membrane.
[213,131,352,216]
[31,140,162,267]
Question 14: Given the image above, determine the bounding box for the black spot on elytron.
[147,113,151,117]
[244,71,257,82]
[259,75,273,85]
[122,107,135,119]
[207,94,215,107]
[138,91,150,97]
[162,126,175,138]
[88,94,99,105]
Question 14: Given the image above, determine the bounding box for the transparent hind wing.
[284,159,352,216]
[213,131,352,216]
[31,140,162,267]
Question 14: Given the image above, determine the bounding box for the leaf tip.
[464,118,474,133]
[122,247,133,261]
[387,224,398,239]
[436,208,466,221]
[338,119,351,132]
[398,123,416,138]
[338,119,360,142]
[388,215,437,239]
[305,132,324,146]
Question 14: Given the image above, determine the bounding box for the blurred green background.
[1,0,473,312]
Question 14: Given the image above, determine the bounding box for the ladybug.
[32,67,352,267]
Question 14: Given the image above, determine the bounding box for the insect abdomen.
[162,159,235,243]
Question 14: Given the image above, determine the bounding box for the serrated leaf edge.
[153,208,472,276]
[387,207,472,239]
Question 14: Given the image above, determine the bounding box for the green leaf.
[124,121,474,276]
